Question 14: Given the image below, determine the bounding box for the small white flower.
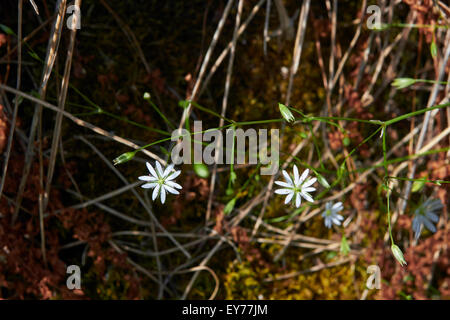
[138,161,182,204]
[274,165,316,208]
[322,201,344,228]
[412,198,442,240]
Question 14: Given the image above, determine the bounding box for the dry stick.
[325,120,446,205]
[176,0,234,130]
[151,214,164,299]
[108,240,174,296]
[264,257,352,282]
[181,189,266,300]
[0,85,164,163]
[0,15,53,63]
[273,0,293,39]
[76,136,189,258]
[141,191,164,300]
[329,0,367,90]
[28,0,39,15]
[390,125,450,178]
[181,0,312,299]
[255,237,339,250]
[0,0,23,201]
[327,0,337,90]
[263,0,271,56]
[63,189,152,226]
[396,30,450,222]
[39,1,81,265]
[99,0,151,74]
[252,0,311,244]
[63,182,142,211]
[385,124,450,242]
[361,11,415,106]
[206,0,244,222]
[12,0,67,224]
[199,0,266,98]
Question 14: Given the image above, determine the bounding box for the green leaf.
[28,51,40,61]
[178,100,190,109]
[0,24,15,35]
[412,178,426,192]
[343,137,350,147]
[337,162,346,179]
[193,163,210,178]
[224,198,236,215]
[225,187,234,196]
[299,132,308,139]
[159,146,171,158]
[326,251,337,260]
[229,171,237,185]
[340,235,350,255]
[430,41,437,58]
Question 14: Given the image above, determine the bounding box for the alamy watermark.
[366,5,382,30]
[171,121,280,175]
[366,265,381,290]
[66,265,81,290]
[66,4,81,30]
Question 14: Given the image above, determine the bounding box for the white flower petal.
[275,180,293,188]
[293,165,300,185]
[141,182,157,189]
[155,161,164,177]
[331,217,342,225]
[295,193,301,208]
[301,192,314,203]
[138,175,157,181]
[165,180,182,190]
[302,187,316,193]
[163,184,179,195]
[160,186,166,204]
[166,170,181,181]
[332,202,343,211]
[425,212,439,223]
[146,162,158,178]
[152,184,160,201]
[422,218,437,233]
[282,170,294,186]
[299,169,309,184]
[284,192,294,204]
[162,164,175,178]
[302,177,317,188]
[275,188,293,195]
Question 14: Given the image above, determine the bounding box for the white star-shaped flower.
[322,201,344,228]
[274,165,316,208]
[138,161,182,204]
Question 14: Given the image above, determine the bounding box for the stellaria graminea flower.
[274,165,316,208]
[322,201,344,228]
[412,198,442,240]
[139,161,182,204]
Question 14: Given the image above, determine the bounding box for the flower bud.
[278,103,295,123]
[392,78,416,89]
[113,151,135,166]
[391,244,407,266]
